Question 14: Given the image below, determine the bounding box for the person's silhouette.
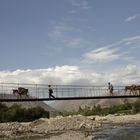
[108,82,114,95]
[48,85,55,98]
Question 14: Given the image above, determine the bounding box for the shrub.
[0,103,49,122]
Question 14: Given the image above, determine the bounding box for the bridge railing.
[0,83,128,100]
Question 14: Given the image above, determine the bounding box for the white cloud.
[103,35,140,48]
[124,35,140,42]
[125,14,140,22]
[48,24,87,48]
[0,66,99,85]
[131,46,140,49]
[66,0,90,10]
[82,35,140,64]
[69,10,77,14]
[48,25,73,41]
[67,38,84,48]
[82,47,121,63]
[0,65,139,86]
[109,64,140,85]
[123,64,137,76]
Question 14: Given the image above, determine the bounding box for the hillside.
[51,99,97,111]
[51,91,137,112]
[50,88,139,112]
[51,98,137,112]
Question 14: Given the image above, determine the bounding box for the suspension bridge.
[0,83,140,102]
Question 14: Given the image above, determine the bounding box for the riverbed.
[0,114,140,140]
[92,124,140,140]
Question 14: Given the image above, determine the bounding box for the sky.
[0,0,140,85]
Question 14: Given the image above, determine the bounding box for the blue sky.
[0,0,140,85]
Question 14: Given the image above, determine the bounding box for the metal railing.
[0,83,139,101]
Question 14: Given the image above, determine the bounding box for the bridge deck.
[0,83,139,102]
[0,95,140,102]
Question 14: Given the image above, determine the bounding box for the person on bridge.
[48,85,55,98]
[108,82,114,95]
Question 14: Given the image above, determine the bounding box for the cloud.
[48,24,73,40]
[0,66,100,85]
[123,64,137,76]
[103,35,140,48]
[48,24,87,48]
[125,14,140,22]
[0,65,140,86]
[82,35,140,64]
[82,47,121,63]
[66,0,90,10]
[69,10,77,14]
[131,46,140,49]
[109,64,140,84]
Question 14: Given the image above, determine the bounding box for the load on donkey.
[13,87,29,97]
[124,84,140,95]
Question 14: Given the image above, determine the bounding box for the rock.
[79,122,86,129]
[95,116,107,121]
[55,115,63,119]
[87,116,96,120]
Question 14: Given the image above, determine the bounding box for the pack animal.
[13,87,29,97]
[124,85,140,95]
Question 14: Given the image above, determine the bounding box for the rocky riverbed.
[0,114,140,139]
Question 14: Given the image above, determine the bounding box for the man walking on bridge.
[108,82,114,95]
[48,85,55,98]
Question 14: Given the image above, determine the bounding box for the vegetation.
[61,98,140,116]
[0,103,49,122]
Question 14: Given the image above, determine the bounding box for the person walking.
[48,85,55,98]
[108,82,114,95]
